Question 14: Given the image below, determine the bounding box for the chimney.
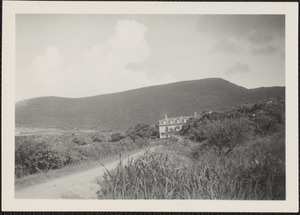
[165,114,168,120]
[194,112,197,118]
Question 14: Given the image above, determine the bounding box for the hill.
[15,78,285,130]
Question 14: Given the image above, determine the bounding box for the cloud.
[31,46,64,87]
[248,31,274,45]
[75,20,152,95]
[32,46,63,71]
[225,62,252,75]
[198,15,284,56]
[59,19,174,97]
[83,20,150,66]
[17,46,65,100]
[251,45,279,55]
[21,19,177,100]
[125,60,164,73]
[211,39,241,53]
[198,15,284,41]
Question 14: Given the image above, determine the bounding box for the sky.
[16,15,285,102]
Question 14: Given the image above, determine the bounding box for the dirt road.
[15,146,161,199]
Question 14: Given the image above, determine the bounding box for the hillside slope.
[16,78,285,130]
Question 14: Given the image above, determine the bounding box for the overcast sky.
[16,15,285,102]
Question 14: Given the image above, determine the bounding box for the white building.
[158,112,197,138]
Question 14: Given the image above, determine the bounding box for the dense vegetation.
[180,97,285,150]
[97,97,285,200]
[15,124,159,178]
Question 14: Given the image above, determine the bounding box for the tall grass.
[98,131,285,200]
[98,151,194,199]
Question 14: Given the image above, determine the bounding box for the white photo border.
[2,1,298,212]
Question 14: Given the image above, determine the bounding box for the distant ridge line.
[16,78,285,130]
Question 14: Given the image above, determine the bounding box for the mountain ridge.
[16,78,285,130]
[16,78,252,103]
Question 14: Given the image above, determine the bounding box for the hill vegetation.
[16,78,284,130]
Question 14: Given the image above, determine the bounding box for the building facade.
[158,113,197,138]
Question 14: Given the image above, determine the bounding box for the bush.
[73,137,88,146]
[252,101,285,135]
[180,117,208,142]
[206,118,253,154]
[252,114,278,135]
[15,137,70,178]
[15,131,147,178]
[91,134,103,143]
[110,132,126,142]
[180,97,285,143]
[126,123,158,142]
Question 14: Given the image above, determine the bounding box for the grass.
[97,130,285,200]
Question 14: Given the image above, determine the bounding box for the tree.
[206,118,251,155]
[126,123,158,142]
[149,124,159,139]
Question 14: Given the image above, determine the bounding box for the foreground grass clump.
[98,130,285,200]
[98,151,192,199]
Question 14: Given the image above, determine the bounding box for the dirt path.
[15,146,162,199]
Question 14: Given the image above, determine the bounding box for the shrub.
[126,123,158,142]
[180,117,208,142]
[187,127,206,142]
[205,118,253,155]
[251,100,285,135]
[15,137,70,178]
[149,124,160,139]
[91,134,103,143]
[73,137,88,146]
[15,131,147,178]
[180,97,285,142]
[252,114,278,135]
[110,132,126,142]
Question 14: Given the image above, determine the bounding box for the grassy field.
[97,97,285,200]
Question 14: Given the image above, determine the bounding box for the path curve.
[15,146,161,199]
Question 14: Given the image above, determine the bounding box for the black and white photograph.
[2,1,298,212]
